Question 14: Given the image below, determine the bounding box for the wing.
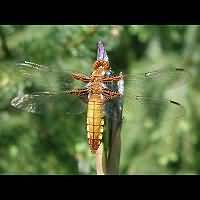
[104,71,186,124]
[123,66,189,94]
[108,66,188,123]
[15,61,90,90]
[10,91,87,115]
[120,93,186,125]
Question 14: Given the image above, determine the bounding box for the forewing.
[123,66,189,95]
[15,61,88,90]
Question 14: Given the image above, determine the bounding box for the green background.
[0,25,199,174]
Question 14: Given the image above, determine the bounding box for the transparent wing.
[121,93,185,126]
[123,66,189,94]
[109,66,188,124]
[10,91,87,115]
[15,61,89,90]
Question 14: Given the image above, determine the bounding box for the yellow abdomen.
[87,95,104,153]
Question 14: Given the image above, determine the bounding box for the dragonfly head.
[93,60,110,71]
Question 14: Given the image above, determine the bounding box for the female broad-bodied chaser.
[11,41,187,153]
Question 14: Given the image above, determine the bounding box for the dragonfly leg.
[102,75,124,83]
[72,73,91,83]
[102,88,122,102]
[66,88,89,97]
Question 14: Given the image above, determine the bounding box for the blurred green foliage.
[0,25,199,174]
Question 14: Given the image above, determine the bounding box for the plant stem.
[95,143,106,175]
[106,98,123,175]
[95,97,123,175]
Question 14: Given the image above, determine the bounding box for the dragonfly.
[11,41,187,153]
